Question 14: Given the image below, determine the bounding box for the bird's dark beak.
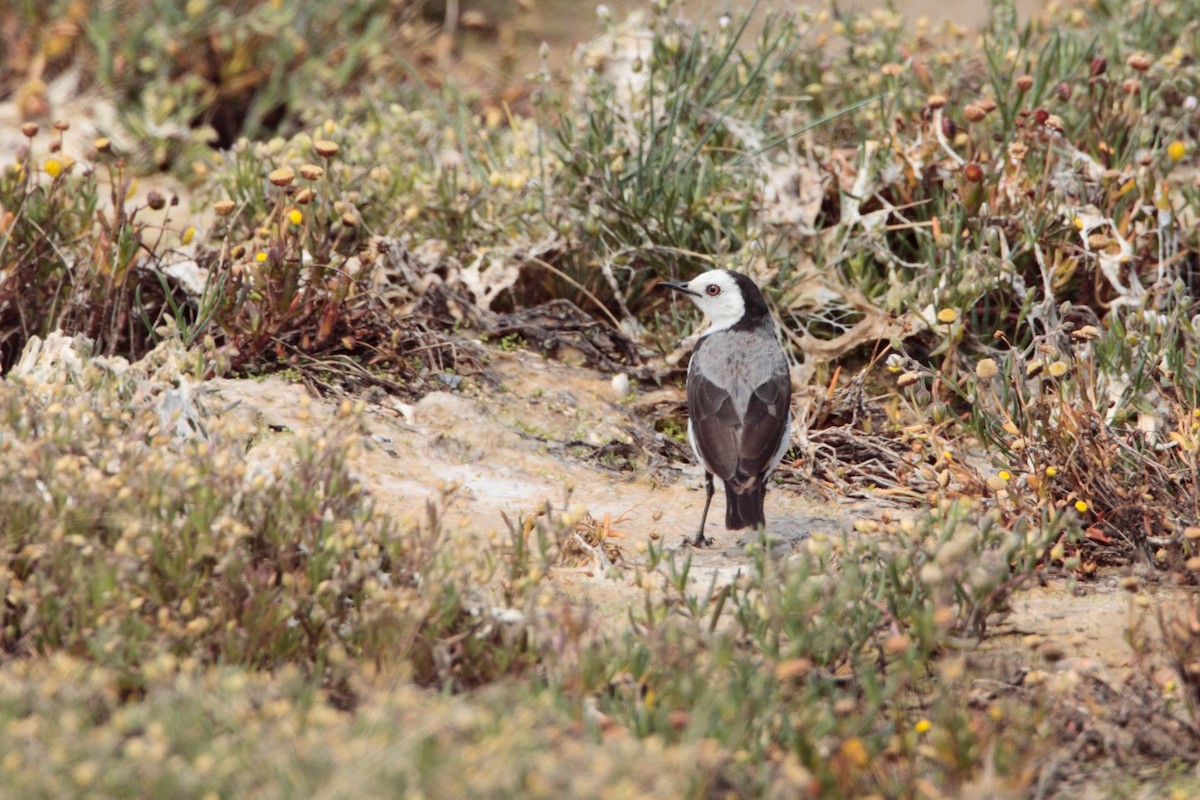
[658,280,698,297]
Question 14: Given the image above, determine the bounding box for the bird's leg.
[690,472,715,547]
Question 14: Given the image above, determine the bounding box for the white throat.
[698,292,744,336]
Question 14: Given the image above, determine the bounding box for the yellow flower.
[1071,217,1084,230]
[840,737,869,767]
[1074,500,1089,513]
[44,158,63,178]
[998,470,1012,481]
[937,308,958,324]
[1045,466,1058,477]
[915,719,932,733]
[288,209,303,225]
[1047,361,1069,378]
[255,251,268,263]
[1167,141,1187,161]
[181,226,195,245]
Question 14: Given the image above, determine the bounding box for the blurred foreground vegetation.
[4,0,1200,796]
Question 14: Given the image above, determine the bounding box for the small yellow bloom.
[1192,409,1200,418]
[1074,500,1089,513]
[1045,466,1058,477]
[1167,140,1187,161]
[1072,217,1084,230]
[1048,361,1069,378]
[937,308,958,324]
[181,226,195,245]
[998,470,1012,481]
[915,719,932,733]
[840,737,869,767]
[288,209,303,225]
[44,158,63,178]
[255,251,268,263]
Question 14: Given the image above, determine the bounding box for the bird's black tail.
[725,481,766,530]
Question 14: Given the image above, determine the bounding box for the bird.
[659,269,793,547]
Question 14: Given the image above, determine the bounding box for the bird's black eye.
[705,284,721,296]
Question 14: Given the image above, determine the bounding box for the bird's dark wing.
[688,364,791,483]
[737,367,791,477]
[688,370,741,480]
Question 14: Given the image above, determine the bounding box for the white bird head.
[659,269,769,335]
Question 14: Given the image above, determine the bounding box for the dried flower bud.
[21,122,38,138]
[52,119,70,132]
[147,191,165,211]
[299,163,324,180]
[296,188,315,205]
[213,199,236,217]
[1090,56,1107,77]
[268,166,295,187]
[314,139,339,158]
[941,117,957,139]
[341,212,357,227]
[898,371,921,388]
[1034,108,1049,125]
[979,98,998,113]
[1015,74,1034,91]
[963,104,987,123]
[1122,78,1140,95]
[927,93,948,109]
[975,358,999,379]
[1056,81,1072,102]
[1127,53,1153,72]
[963,162,984,182]
[94,137,112,153]
[1044,114,1064,132]
[1008,141,1029,161]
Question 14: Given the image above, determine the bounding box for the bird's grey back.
[690,329,787,419]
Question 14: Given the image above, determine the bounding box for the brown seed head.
[268,167,295,187]
[963,162,984,182]
[1015,74,1034,91]
[927,93,948,109]
[21,122,38,138]
[213,200,236,217]
[963,104,987,123]
[1090,56,1107,77]
[299,163,324,180]
[1122,78,1140,95]
[147,191,165,211]
[52,119,70,132]
[296,188,316,205]
[1056,81,1072,102]
[979,98,998,113]
[1034,108,1049,125]
[314,139,339,158]
[1127,53,1153,72]
[94,137,112,153]
[1045,114,1064,133]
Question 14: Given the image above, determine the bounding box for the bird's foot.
[686,532,713,548]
